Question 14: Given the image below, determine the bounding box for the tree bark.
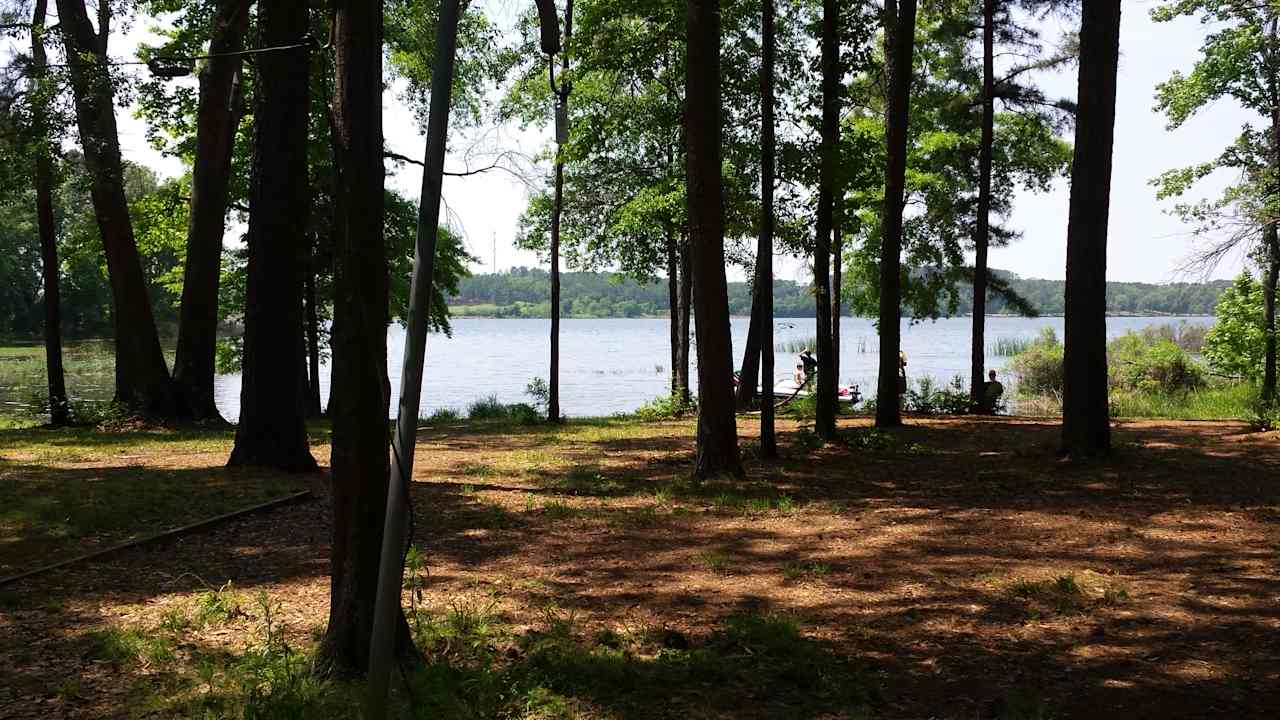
[677,231,693,408]
[318,0,415,677]
[735,281,763,409]
[172,0,250,422]
[1265,30,1280,405]
[1061,0,1122,456]
[686,0,742,478]
[548,1,573,423]
[1263,227,1278,403]
[759,0,777,459]
[876,0,918,429]
[812,0,840,440]
[971,0,995,404]
[549,157,563,420]
[666,226,681,400]
[228,0,317,471]
[55,0,174,416]
[832,222,842,387]
[31,0,69,426]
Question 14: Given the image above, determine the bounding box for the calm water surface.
[205,316,1212,421]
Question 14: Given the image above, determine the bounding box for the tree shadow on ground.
[1,416,1277,718]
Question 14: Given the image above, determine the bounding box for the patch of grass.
[783,560,832,582]
[0,446,308,575]
[476,502,520,530]
[195,581,247,626]
[108,596,872,719]
[535,466,628,495]
[710,491,798,516]
[455,461,497,478]
[696,550,734,575]
[539,500,584,521]
[1108,383,1259,420]
[1000,571,1129,617]
[84,626,177,666]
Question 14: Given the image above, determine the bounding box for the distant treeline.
[449,268,1230,318]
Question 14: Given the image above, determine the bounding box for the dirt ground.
[1,415,1277,719]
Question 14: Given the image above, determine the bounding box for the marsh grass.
[1013,383,1259,420]
[776,336,816,354]
[0,340,171,420]
[1108,383,1258,420]
[992,336,1032,357]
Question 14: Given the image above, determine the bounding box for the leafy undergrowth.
[81,594,872,720]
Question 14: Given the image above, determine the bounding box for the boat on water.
[755,377,863,408]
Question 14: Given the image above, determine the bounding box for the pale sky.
[13,0,1255,285]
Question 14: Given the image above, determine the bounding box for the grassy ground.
[0,415,1277,718]
[1015,382,1261,421]
[0,425,320,577]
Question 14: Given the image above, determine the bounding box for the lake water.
[202,316,1211,421]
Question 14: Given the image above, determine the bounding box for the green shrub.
[1010,328,1064,395]
[467,395,540,424]
[1137,321,1208,354]
[631,394,688,421]
[905,375,971,414]
[1253,398,1279,431]
[525,377,551,414]
[1204,270,1267,381]
[1108,333,1204,393]
[422,407,462,424]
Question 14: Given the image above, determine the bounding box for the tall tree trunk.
[813,0,840,440]
[736,282,763,409]
[1265,32,1280,405]
[667,226,680,399]
[832,222,842,386]
[759,0,777,458]
[304,256,323,417]
[31,0,69,426]
[319,0,415,677]
[876,0,918,429]
[548,1,573,423]
[172,0,250,422]
[549,158,563,420]
[971,0,996,404]
[1263,227,1278,403]
[1061,0,1122,456]
[677,231,693,407]
[55,0,174,416]
[228,0,317,471]
[686,0,742,478]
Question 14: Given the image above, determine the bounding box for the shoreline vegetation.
[449,306,1217,320]
[443,268,1229,320]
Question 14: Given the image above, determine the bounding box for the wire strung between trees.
[0,37,320,78]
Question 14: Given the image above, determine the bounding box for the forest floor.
[0,415,1277,719]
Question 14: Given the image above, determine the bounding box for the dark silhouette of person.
[799,348,818,379]
[979,369,1005,413]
